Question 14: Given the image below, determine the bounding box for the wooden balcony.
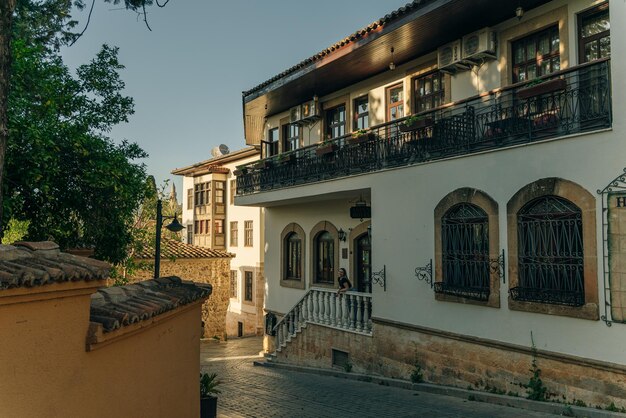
[236,59,611,197]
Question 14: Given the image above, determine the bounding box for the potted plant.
[399,114,434,132]
[517,78,567,100]
[200,372,221,418]
[347,129,376,145]
[315,138,338,156]
[254,159,273,169]
[277,152,296,165]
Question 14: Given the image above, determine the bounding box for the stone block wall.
[131,258,231,339]
[273,321,626,409]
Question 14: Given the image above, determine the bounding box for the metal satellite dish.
[219,144,230,155]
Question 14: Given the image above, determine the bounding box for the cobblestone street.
[200,337,558,418]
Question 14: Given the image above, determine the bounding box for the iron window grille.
[511,195,585,306]
[284,232,302,280]
[438,203,490,301]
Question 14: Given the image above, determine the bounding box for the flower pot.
[315,143,338,156]
[517,78,567,100]
[399,117,434,132]
[347,132,375,145]
[201,396,217,418]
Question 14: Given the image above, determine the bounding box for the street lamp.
[154,198,184,278]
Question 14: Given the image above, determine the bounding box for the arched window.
[284,232,302,280]
[315,231,335,284]
[438,203,490,301]
[511,195,584,306]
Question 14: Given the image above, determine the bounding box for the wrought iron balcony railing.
[236,59,611,196]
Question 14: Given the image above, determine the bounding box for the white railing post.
[329,292,337,326]
[356,295,363,332]
[363,295,371,333]
[349,294,356,331]
[313,291,320,323]
[342,294,349,329]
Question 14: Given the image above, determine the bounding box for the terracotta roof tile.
[135,237,233,260]
[89,276,212,332]
[0,242,110,290]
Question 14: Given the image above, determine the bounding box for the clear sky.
[61,0,410,194]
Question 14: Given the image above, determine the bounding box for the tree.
[0,0,165,231]
[5,0,150,263]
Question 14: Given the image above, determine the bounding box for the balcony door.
[386,84,404,138]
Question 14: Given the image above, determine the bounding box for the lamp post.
[154,199,184,278]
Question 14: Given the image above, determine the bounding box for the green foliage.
[1,218,29,244]
[526,333,548,402]
[200,373,221,397]
[343,362,352,373]
[403,114,423,126]
[6,1,149,264]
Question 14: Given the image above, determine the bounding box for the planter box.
[315,143,338,156]
[517,78,567,100]
[347,132,376,145]
[254,160,272,169]
[201,396,217,418]
[399,117,434,132]
[277,153,295,165]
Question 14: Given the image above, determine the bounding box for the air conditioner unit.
[462,28,497,62]
[437,40,465,73]
[301,97,319,120]
[289,106,301,123]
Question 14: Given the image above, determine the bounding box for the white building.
[235,0,626,407]
[172,147,265,338]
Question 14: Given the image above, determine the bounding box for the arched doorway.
[355,232,371,293]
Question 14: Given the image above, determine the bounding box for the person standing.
[337,268,352,294]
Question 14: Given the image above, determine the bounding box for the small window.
[244,271,253,302]
[187,188,193,209]
[263,128,279,157]
[230,270,238,299]
[314,231,334,284]
[194,220,200,235]
[244,220,253,247]
[353,96,369,130]
[325,105,346,139]
[214,219,224,234]
[230,179,236,204]
[230,221,238,247]
[283,123,300,152]
[511,195,584,306]
[578,3,610,63]
[512,26,560,83]
[187,227,193,244]
[214,181,225,204]
[284,232,302,280]
[413,71,445,113]
[386,84,404,122]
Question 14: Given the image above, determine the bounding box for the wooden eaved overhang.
[242,0,552,145]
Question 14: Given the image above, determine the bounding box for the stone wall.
[273,321,626,409]
[132,257,231,339]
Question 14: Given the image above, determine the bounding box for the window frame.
[309,221,339,288]
[353,96,369,130]
[577,2,610,64]
[230,179,236,204]
[325,104,346,140]
[244,271,253,302]
[434,188,500,308]
[507,178,598,320]
[214,181,225,205]
[280,223,306,289]
[512,25,560,83]
[412,71,445,114]
[230,221,238,247]
[230,270,238,299]
[263,128,279,158]
[386,83,404,122]
[283,123,300,152]
[244,220,253,247]
[186,188,193,209]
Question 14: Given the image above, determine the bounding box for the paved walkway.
[200,337,558,418]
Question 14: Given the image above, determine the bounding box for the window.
[512,26,560,83]
[283,123,300,152]
[230,179,236,204]
[438,204,490,301]
[325,105,346,139]
[244,271,253,302]
[353,96,369,130]
[284,232,302,280]
[315,231,334,284]
[214,219,224,234]
[578,4,610,63]
[511,196,584,307]
[386,84,404,122]
[187,227,193,244]
[186,188,193,209]
[244,220,253,247]
[194,220,200,235]
[214,181,225,204]
[263,128,279,157]
[194,182,210,206]
[413,72,444,113]
[230,221,238,247]
[230,270,238,299]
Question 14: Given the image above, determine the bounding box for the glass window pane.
[527,64,536,79]
[600,36,611,58]
[527,42,536,59]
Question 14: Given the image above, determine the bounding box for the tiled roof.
[134,237,233,260]
[242,0,434,97]
[90,276,212,332]
[171,146,259,176]
[0,242,110,290]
